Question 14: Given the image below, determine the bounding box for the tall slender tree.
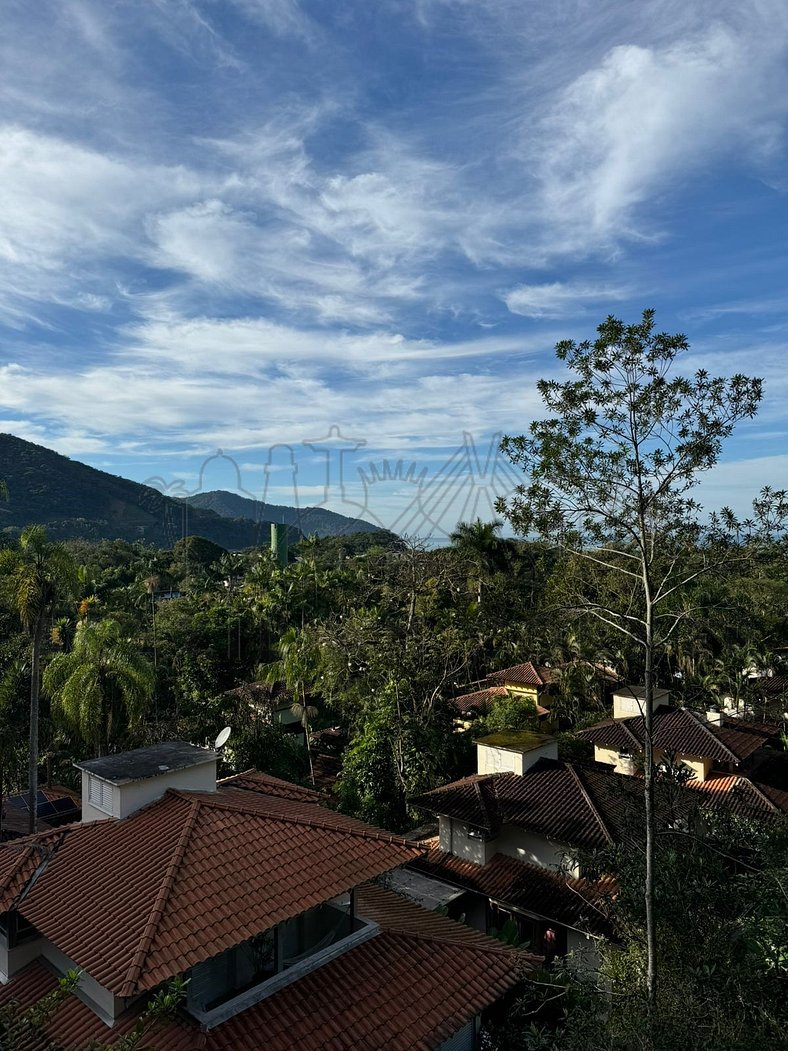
[0,526,77,832]
[497,309,782,1015]
[44,618,154,756]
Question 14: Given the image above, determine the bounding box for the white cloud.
[531,18,788,254]
[503,281,629,318]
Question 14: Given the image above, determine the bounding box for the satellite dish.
[214,726,232,750]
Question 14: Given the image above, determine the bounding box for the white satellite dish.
[214,726,232,750]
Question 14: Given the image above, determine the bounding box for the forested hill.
[0,434,282,550]
[187,490,381,538]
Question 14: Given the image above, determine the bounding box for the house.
[410,724,788,960]
[577,686,784,784]
[410,733,622,960]
[0,742,525,1050]
[219,680,304,736]
[451,659,617,728]
[450,686,551,728]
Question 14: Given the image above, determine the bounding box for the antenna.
[214,726,232,750]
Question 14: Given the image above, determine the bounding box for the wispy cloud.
[503,281,630,318]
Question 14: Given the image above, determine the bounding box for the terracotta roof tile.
[487,662,553,688]
[451,685,509,712]
[413,760,619,850]
[217,769,323,802]
[411,848,615,937]
[0,888,525,1051]
[577,707,780,766]
[7,786,422,998]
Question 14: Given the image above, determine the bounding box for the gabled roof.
[2,785,422,998]
[577,707,780,765]
[218,768,323,802]
[411,759,616,851]
[411,848,615,938]
[487,662,555,688]
[451,684,509,712]
[686,773,788,819]
[0,886,525,1051]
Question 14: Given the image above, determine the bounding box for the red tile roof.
[451,685,509,712]
[0,887,525,1051]
[577,707,781,766]
[686,773,788,818]
[411,848,615,937]
[412,760,616,851]
[487,662,554,688]
[217,768,323,802]
[3,786,422,998]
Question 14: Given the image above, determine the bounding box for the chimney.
[476,732,558,776]
[612,685,671,720]
[75,742,217,823]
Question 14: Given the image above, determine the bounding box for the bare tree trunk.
[644,606,657,1014]
[28,618,44,835]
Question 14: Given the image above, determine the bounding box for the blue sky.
[0,0,787,538]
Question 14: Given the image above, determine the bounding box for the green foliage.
[475,693,540,736]
[44,618,155,754]
[483,808,788,1051]
[0,972,186,1050]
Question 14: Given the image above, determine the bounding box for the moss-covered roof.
[476,731,556,753]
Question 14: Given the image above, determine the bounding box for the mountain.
[186,490,382,539]
[0,434,291,550]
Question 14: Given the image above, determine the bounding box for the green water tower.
[271,522,289,568]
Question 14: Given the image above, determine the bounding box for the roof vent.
[75,742,218,823]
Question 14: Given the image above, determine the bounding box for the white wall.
[477,739,557,777]
[492,825,580,878]
[613,687,670,720]
[81,758,217,823]
[438,817,490,866]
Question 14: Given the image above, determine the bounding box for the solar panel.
[3,791,80,820]
[52,797,79,815]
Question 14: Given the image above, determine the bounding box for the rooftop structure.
[1,747,526,1049]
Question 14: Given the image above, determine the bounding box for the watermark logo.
[142,427,522,545]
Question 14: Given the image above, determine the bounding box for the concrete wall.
[653,750,711,782]
[613,687,670,720]
[593,745,620,767]
[438,817,490,866]
[477,739,558,777]
[0,929,42,983]
[81,758,217,823]
[492,825,580,877]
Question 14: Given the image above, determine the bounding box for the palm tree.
[260,626,319,784]
[44,618,154,756]
[0,526,77,833]
[449,518,506,605]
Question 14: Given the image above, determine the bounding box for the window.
[88,775,113,814]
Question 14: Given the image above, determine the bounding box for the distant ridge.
[186,490,382,539]
[0,434,291,550]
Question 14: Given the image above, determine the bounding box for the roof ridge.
[175,790,422,850]
[120,795,202,998]
[684,709,740,762]
[736,776,779,813]
[565,764,614,845]
[473,780,498,832]
[620,719,643,749]
[386,924,522,958]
